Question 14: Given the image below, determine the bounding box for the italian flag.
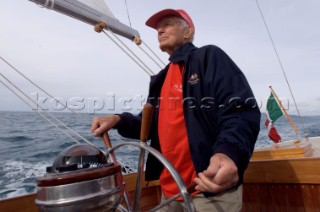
[265,93,283,143]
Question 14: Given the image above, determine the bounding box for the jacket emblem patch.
[188,73,199,85]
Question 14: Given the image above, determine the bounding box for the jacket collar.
[149,42,197,91]
[169,42,197,63]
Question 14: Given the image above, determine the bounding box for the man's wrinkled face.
[156,16,190,55]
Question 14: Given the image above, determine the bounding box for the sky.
[1,0,320,115]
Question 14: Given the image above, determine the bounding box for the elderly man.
[91,9,260,211]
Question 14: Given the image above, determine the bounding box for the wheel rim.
[108,141,196,212]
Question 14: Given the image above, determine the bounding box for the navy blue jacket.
[116,43,260,193]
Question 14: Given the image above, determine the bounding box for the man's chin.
[159,42,176,55]
[159,44,167,52]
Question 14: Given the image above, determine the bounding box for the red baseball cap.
[145,9,194,30]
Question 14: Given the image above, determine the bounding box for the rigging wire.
[0,68,132,170]
[124,0,132,27]
[102,26,167,74]
[2,0,168,168]
[0,77,80,144]
[0,57,90,123]
[0,56,130,147]
[1,0,165,170]
[255,0,307,138]
[106,28,156,75]
[1,57,134,169]
[0,72,96,145]
[1,56,130,143]
[1,76,132,169]
[122,0,165,67]
[137,44,164,70]
[102,30,154,75]
[141,42,166,67]
[2,73,132,169]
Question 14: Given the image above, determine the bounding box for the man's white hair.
[178,18,195,42]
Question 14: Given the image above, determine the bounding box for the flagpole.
[269,86,300,137]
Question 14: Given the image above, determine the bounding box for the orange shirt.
[158,63,198,198]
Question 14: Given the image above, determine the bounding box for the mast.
[269,86,300,138]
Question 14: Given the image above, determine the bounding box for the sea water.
[0,111,319,199]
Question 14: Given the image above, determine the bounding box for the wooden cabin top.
[251,136,320,160]
[245,136,320,184]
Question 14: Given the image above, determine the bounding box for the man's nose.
[157,26,164,34]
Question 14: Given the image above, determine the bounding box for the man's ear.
[184,26,195,40]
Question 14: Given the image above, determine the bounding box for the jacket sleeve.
[114,112,142,140]
[207,46,261,173]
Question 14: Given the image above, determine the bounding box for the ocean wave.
[0,160,49,199]
[0,135,32,142]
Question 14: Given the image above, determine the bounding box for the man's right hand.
[90,115,121,137]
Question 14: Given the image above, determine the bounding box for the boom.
[29,0,140,40]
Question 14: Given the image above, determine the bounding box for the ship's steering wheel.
[103,103,196,212]
[106,140,196,212]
